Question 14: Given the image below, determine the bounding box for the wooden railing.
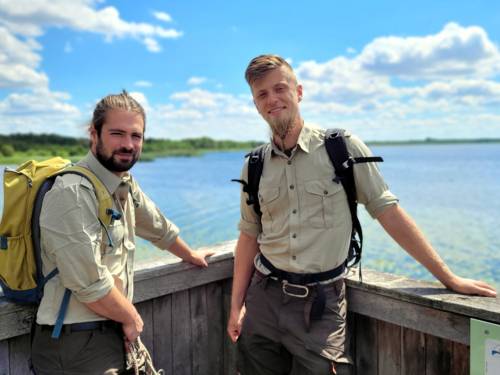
[1,240,499,375]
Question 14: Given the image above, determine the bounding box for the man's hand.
[227,305,246,343]
[188,249,216,268]
[168,237,215,267]
[444,276,497,297]
[122,313,144,342]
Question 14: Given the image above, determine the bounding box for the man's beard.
[95,139,139,172]
[267,116,293,140]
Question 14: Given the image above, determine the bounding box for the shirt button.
[292,256,297,260]
[289,185,295,190]
[324,190,328,195]
[287,160,292,165]
[292,233,297,238]
[292,209,297,214]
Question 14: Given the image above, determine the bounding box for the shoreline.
[1,139,499,165]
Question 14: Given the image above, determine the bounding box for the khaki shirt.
[37,152,179,324]
[238,123,398,274]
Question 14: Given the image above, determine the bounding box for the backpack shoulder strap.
[30,165,116,338]
[323,129,358,267]
[57,166,114,226]
[231,144,267,217]
[324,128,384,269]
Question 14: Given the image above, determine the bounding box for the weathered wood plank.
[190,285,209,375]
[136,300,155,361]
[0,301,35,341]
[206,281,224,375]
[0,249,234,341]
[377,320,401,375]
[354,314,377,375]
[0,340,9,375]
[153,294,173,375]
[347,268,500,324]
[134,257,234,304]
[425,334,452,375]
[451,341,469,375]
[8,334,31,375]
[401,327,425,375]
[348,288,469,344]
[172,290,192,375]
[222,279,237,375]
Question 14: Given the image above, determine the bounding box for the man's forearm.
[377,204,456,286]
[230,232,259,313]
[167,236,195,262]
[85,286,140,325]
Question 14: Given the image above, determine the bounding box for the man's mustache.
[114,148,134,155]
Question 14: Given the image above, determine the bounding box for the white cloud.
[0,88,84,135]
[153,11,172,23]
[2,20,500,141]
[129,91,150,113]
[134,80,152,88]
[145,89,265,140]
[142,37,161,53]
[187,76,207,86]
[0,0,183,50]
[358,22,500,79]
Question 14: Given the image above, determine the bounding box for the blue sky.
[1,0,500,141]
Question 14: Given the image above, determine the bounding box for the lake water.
[1,143,499,289]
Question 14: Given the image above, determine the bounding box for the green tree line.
[0,133,262,159]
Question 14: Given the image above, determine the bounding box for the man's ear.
[297,84,303,102]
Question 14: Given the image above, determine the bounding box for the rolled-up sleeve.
[40,182,114,303]
[237,158,261,237]
[347,134,399,218]
[131,179,180,249]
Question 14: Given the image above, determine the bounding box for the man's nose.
[121,135,134,150]
[266,92,278,106]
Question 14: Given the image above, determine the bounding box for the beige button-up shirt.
[37,152,179,324]
[238,123,398,274]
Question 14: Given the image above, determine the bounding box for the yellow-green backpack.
[0,157,114,305]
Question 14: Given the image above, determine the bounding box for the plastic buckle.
[342,157,354,169]
[282,280,309,298]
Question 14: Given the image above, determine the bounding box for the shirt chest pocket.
[258,187,282,233]
[101,220,125,256]
[303,179,348,228]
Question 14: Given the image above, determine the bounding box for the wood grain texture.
[153,294,173,375]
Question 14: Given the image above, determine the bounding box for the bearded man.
[32,91,213,374]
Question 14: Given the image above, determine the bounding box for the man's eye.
[133,135,143,140]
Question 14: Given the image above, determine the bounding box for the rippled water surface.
[1,143,499,288]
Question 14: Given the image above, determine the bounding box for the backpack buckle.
[342,157,355,169]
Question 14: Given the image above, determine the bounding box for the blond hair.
[245,54,297,85]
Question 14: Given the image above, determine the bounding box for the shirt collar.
[270,123,313,157]
[77,152,130,195]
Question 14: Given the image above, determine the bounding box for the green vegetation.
[0,133,262,164]
[1,133,499,165]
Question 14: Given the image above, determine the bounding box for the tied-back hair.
[90,90,146,135]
